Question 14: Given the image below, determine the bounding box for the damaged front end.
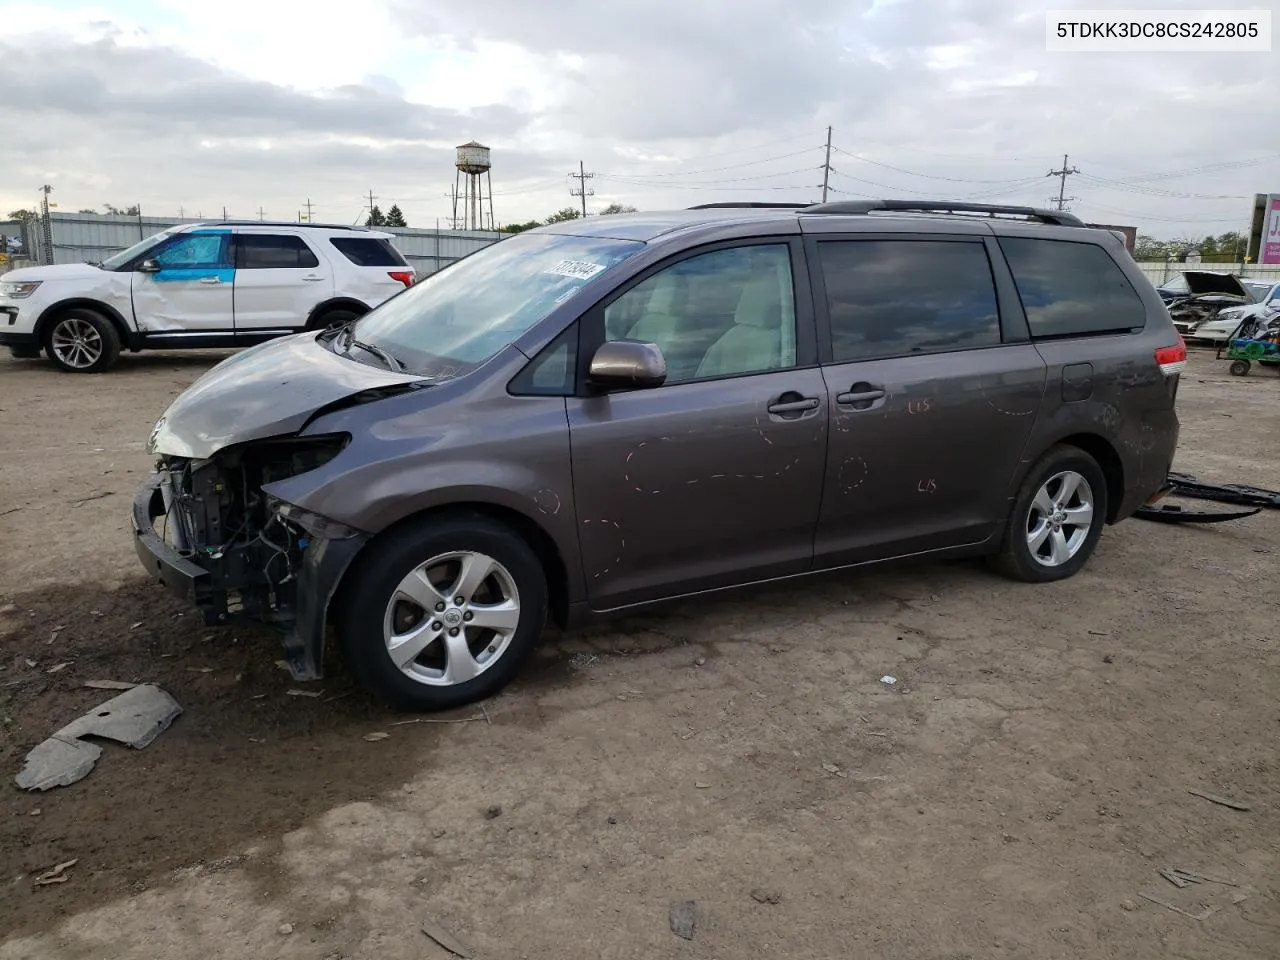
[131,432,367,680]
[1163,272,1253,339]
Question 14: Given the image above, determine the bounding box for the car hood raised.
[2,262,105,282]
[149,332,427,459]
[1180,271,1249,298]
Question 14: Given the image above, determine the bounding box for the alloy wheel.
[1026,470,1095,567]
[382,551,521,686]
[50,318,104,370]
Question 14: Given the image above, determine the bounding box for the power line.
[599,146,822,180]
[302,198,314,222]
[1047,154,1079,211]
[830,146,1039,184]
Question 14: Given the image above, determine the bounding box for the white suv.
[0,222,416,372]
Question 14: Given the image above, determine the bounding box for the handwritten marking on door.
[917,479,937,494]
[907,398,932,415]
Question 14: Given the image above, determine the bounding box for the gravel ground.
[1,346,1278,960]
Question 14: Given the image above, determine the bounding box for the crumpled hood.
[148,332,427,459]
[1181,271,1248,298]
[2,262,105,283]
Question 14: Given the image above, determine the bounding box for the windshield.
[347,231,644,378]
[1243,281,1274,303]
[1158,276,1188,294]
[100,229,180,270]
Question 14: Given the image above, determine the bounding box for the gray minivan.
[133,200,1184,710]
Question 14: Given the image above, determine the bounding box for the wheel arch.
[36,298,133,347]
[330,500,571,631]
[306,298,370,330]
[1051,433,1125,524]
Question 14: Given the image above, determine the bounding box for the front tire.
[336,514,548,711]
[1229,359,1250,377]
[990,445,1108,584]
[45,308,121,373]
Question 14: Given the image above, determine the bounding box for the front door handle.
[198,277,223,285]
[767,396,821,414]
[301,275,325,282]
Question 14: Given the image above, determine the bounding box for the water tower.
[454,141,494,231]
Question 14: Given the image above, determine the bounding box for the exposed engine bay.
[1161,271,1253,338]
[150,434,350,627]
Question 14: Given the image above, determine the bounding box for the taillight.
[1155,339,1187,376]
[388,271,414,288]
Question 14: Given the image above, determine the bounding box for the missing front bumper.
[130,473,367,680]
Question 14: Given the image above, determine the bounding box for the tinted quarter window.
[235,235,320,269]
[329,237,409,267]
[999,237,1145,338]
[818,240,1000,362]
[603,244,797,383]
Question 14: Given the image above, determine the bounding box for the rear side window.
[329,237,409,267]
[817,239,1001,362]
[235,235,319,269]
[998,237,1145,338]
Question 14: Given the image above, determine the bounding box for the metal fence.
[31,212,503,276]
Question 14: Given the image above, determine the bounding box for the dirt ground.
[1,346,1278,960]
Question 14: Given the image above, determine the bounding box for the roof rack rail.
[687,202,816,210]
[203,220,372,231]
[801,200,1085,227]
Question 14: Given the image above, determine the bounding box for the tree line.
[1133,230,1248,263]
[499,203,637,234]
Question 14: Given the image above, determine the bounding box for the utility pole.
[1046,153,1079,211]
[366,189,378,222]
[302,198,314,223]
[38,184,53,265]
[569,161,595,217]
[179,205,184,219]
[257,206,265,221]
[222,206,228,220]
[821,125,832,203]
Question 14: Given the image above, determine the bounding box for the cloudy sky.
[0,0,1275,238]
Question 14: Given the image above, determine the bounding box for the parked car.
[0,221,415,372]
[133,200,1183,710]
[1157,271,1256,340]
[1190,279,1280,343]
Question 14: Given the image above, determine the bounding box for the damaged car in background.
[133,201,1182,711]
[1158,272,1258,341]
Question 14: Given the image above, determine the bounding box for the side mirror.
[587,340,667,390]
[138,259,161,273]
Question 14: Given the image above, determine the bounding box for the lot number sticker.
[544,259,606,280]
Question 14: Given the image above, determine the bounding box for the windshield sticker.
[544,259,606,280]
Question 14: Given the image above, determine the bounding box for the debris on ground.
[362,731,390,742]
[285,689,323,698]
[751,889,782,904]
[822,762,848,779]
[421,917,474,958]
[15,684,182,791]
[83,680,138,691]
[46,662,72,674]
[484,805,503,819]
[694,781,711,789]
[880,675,897,685]
[33,859,78,887]
[669,900,697,940]
[1138,865,1251,921]
[277,923,294,936]
[1187,788,1251,811]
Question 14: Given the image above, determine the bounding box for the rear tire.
[990,445,1108,584]
[44,308,121,373]
[1229,359,1250,377]
[336,514,548,711]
